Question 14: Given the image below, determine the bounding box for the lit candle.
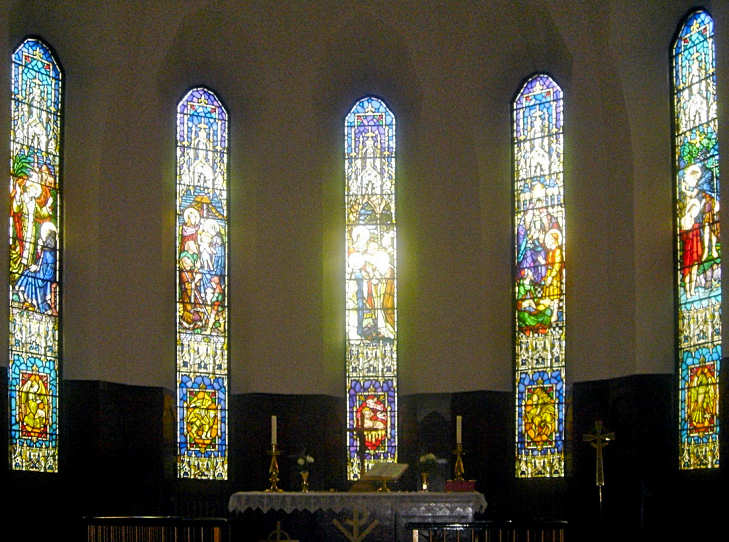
[271,415,277,446]
[456,415,462,444]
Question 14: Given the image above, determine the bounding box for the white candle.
[271,415,277,446]
[456,415,462,444]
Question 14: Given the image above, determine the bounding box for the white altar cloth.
[228,490,487,521]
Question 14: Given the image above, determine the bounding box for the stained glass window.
[8,38,63,473]
[512,74,565,478]
[176,87,229,479]
[672,10,720,470]
[345,97,398,480]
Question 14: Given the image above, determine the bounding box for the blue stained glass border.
[516,370,565,456]
[513,74,563,140]
[178,373,228,458]
[345,97,395,158]
[175,85,229,479]
[673,9,721,470]
[679,346,720,446]
[9,354,59,447]
[347,378,397,459]
[9,37,62,473]
[177,88,229,150]
[674,10,713,58]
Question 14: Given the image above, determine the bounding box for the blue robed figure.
[15,221,57,315]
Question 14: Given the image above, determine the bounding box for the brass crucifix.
[347,410,381,480]
[583,420,615,509]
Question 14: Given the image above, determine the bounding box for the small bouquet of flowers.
[296,452,315,472]
[295,451,314,492]
[419,452,438,474]
[418,452,438,491]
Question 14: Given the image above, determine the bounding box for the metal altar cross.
[347,414,380,479]
[259,521,298,542]
[583,420,615,511]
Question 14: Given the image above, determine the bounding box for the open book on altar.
[350,463,409,491]
[362,462,408,481]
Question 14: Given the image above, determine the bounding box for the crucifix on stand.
[583,420,615,517]
[348,411,377,482]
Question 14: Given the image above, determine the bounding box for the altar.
[228,491,487,542]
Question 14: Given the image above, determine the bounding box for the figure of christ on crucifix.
[348,399,387,480]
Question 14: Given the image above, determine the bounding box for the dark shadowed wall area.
[1,1,727,540]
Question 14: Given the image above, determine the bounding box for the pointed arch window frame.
[511,72,566,479]
[174,85,231,480]
[344,95,399,481]
[8,35,64,473]
[670,8,721,471]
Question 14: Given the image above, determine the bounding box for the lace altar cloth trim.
[228,491,487,520]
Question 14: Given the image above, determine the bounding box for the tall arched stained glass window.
[672,10,720,470]
[8,38,63,472]
[345,96,398,480]
[176,87,229,479]
[513,74,565,478]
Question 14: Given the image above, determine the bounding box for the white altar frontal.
[228,491,487,542]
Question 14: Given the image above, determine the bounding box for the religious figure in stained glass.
[9,38,62,472]
[345,97,398,480]
[513,74,565,478]
[672,9,720,470]
[176,87,229,479]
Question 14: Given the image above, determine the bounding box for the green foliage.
[680,129,718,167]
[11,152,33,179]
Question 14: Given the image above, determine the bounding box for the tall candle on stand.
[266,415,282,492]
[456,415,462,445]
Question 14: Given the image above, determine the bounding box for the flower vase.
[420,471,430,491]
[300,470,310,492]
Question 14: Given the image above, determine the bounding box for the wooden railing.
[407,520,567,542]
[85,516,228,542]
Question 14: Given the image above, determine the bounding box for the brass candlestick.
[265,444,283,492]
[299,470,310,492]
[453,443,465,481]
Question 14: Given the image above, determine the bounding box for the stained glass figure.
[345,97,398,480]
[512,74,565,478]
[176,87,229,479]
[672,10,720,470]
[9,38,62,473]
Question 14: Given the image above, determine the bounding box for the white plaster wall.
[1,0,724,395]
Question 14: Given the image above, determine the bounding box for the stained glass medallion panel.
[513,74,565,478]
[9,38,62,472]
[673,10,720,470]
[176,87,229,479]
[345,97,398,480]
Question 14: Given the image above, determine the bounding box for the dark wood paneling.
[2,371,725,538]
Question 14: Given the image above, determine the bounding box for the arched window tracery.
[512,74,565,478]
[672,9,721,470]
[345,96,398,480]
[9,37,63,472]
[175,87,230,479]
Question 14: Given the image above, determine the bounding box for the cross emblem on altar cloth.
[333,509,380,542]
[583,420,615,507]
[259,521,298,542]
